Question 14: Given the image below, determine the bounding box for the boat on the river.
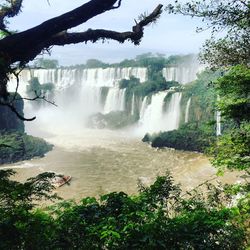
[51,174,72,188]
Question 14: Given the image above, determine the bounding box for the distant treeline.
[32,53,198,70]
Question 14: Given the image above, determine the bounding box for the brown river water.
[1,128,241,200]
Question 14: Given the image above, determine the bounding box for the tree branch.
[0,1,163,65]
[45,5,163,47]
[0,101,36,121]
[15,91,58,107]
[0,0,122,63]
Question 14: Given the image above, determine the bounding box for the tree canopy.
[166,0,250,68]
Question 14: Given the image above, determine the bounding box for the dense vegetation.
[65,53,197,70]
[0,131,53,164]
[210,65,250,171]
[166,0,250,68]
[33,58,59,69]
[0,91,53,164]
[142,69,219,152]
[143,122,215,152]
[120,75,179,99]
[0,170,248,249]
[179,70,220,124]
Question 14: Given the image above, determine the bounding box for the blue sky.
[8,0,211,65]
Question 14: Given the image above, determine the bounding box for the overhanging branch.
[47,4,163,47]
[0,0,123,63]
[0,1,163,65]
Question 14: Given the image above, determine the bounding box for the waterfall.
[8,70,31,97]
[80,67,147,87]
[131,94,135,115]
[162,65,203,85]
[8,67,187,134]
[162,92,182,131]
[137,91,182,134]
[139,96,148,119]
[103,88,126,114]
[185,98,191,123]
[139,91,168,133]
[8,67,147,91]
[79,86,102,115]
[216,111,222,136]
[8,67,147,115]
[216,96,222,136]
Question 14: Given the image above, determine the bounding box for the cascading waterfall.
[103,88,126,114]
[216,96,222,136]
[139,96,148,119]
[185,98,191,123]
[137,91,182,134]
[8,67,147,114]
[162,92,182,131]
[138,91,168,134]
[8,67,190,135]
[216,111,222,136]
[131,94,135,115]
[8,70,32,97]
[162,65,203,85]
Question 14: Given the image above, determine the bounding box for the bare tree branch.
[0,1,163,65]
[15,91,58,107]
[45,5,163,47]
[0,101,36,121]
[0,0,124,63]
[0,66,56,121]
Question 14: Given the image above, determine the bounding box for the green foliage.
[0,171,248,249]
[85,59,109,68]
[143,122,216,152]
[209,123,250,171]
[120,74,179,99]
[0,131,53,164]
[66,53,197,70]
[208,65,250,171]
[26,77,54,96]
[26,77,54,109]
[166,0,250,68]
[180,69,220,124]
[215,65,250,124]
[119,76,140,89]
[34,58,59,69]
[0,170,58,249]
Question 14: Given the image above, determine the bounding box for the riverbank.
[0,131,53,164]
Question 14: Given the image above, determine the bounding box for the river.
[1,125,240,200]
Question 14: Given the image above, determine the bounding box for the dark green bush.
[144,122,216,152]
[0,170,248,249]
[0,131,53,164]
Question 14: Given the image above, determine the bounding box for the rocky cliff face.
[0,93,24,132]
